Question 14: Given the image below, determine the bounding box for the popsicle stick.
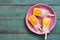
[43,26,50,40]
[34,24,42,31]
[47,13,54,16]
[39,27,43,32]
[43,26,48,40]
[45,33,47,40]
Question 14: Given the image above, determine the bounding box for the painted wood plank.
[52,6,60,20]
[0,34,60,40]
[0,19,60,34]
[48,34,60,40]
[0,0,60,4]
[0,34,44,40]
[0,6,60,33]
[0,20,31,34]
[0,6,29,19]
[0,6,60,19]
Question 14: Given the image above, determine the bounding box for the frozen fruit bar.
[42,18,51,40]
[33,8,54,17]
[33,8,42,16]
[28,15,42,31]
[43,18,50,27]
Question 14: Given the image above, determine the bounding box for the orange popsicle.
[33,8,42,16]
[28,15,42,31]
[33,8,54,17]
[43,18,51,40]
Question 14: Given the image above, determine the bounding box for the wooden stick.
[45,33,47,40]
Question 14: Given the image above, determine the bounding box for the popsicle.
[33,8,54,17]
[33,8,42,16]
[42,18,51,40]
[28,15,42,31]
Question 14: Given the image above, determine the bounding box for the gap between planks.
[0,18,59,20]
[0,4,60,6]
[0,30,60,34]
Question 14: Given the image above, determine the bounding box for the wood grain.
[0,6,60,34]
[0,6,60,19]
[0,34,60,40]
[0,0,60,40]
[0,0,60,4]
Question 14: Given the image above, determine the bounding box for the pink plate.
[26,4,56,35]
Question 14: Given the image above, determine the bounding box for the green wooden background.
[0,0,60,40]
